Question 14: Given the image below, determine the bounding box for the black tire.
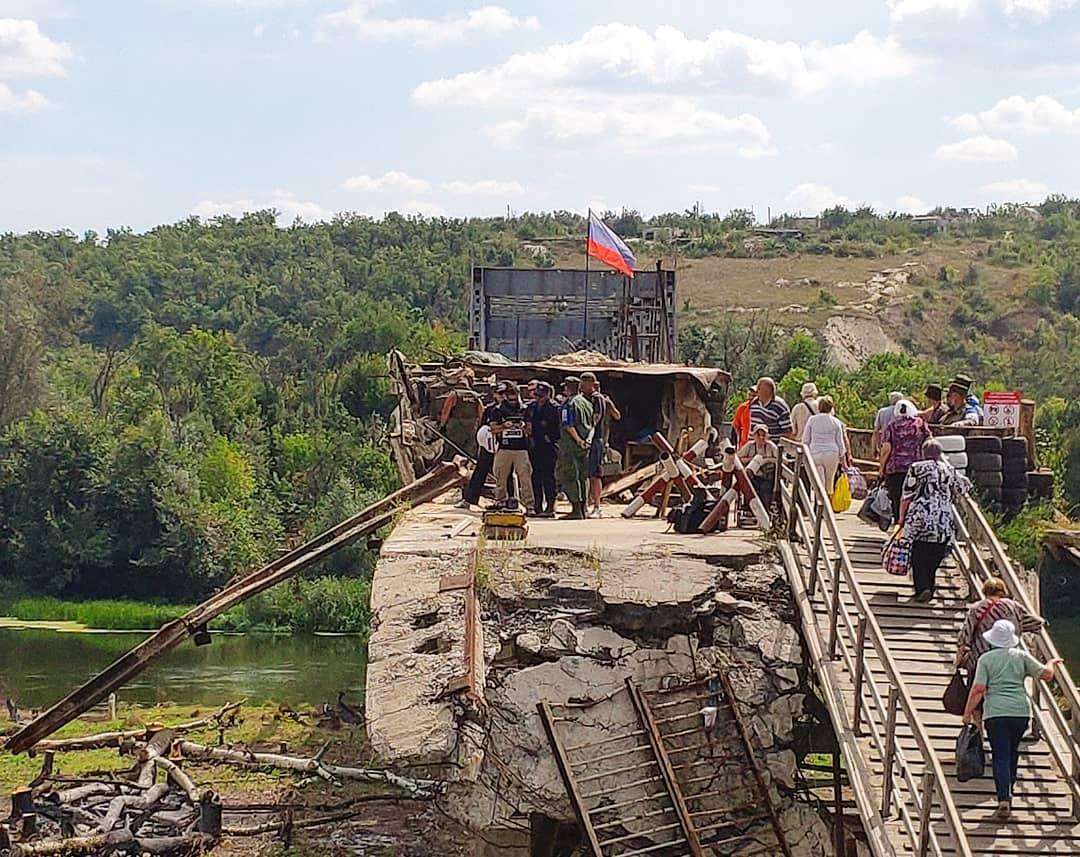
[968,452,1003,472]
[1002,457,1027,476]
[966,436,1002,454]
[1002,437,1028,460]
[1002,471,1028,490]
[1002,488,1027,509]
[973,471,1003,488]
[1028,471,1055,500]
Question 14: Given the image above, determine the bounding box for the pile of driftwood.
[1,703,443,857]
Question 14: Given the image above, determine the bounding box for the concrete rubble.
[366,501,838,856]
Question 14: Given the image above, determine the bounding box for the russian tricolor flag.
[587,212,636,278]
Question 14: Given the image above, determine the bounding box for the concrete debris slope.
[365,503,837,856]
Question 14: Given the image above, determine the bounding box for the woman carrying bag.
[897,437,968,603]
[963,619,1062,821]
[952,577,1045,724]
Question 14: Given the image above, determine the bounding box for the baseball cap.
[580,371,598,382]
[752,423,769,435]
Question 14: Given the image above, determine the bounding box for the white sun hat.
[983,618,1020,649]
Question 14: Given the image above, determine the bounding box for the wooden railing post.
[917,770,935,857]
[880,688,899,818]
[787,448,804,541]
[806,508,825,597]
[851,617,868,736]
[827,556,843,660]
[1073,715,1080,820]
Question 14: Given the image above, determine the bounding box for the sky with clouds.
[2,0,1079,231]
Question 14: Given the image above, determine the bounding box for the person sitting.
[963,619,1062,821]
[922,383,947,425]
[738,424,779,506]
[954,577,1045,726]
[942,376,982,426]
[801,395,849,496]
[872,391,904,455]
[791,382,820,439]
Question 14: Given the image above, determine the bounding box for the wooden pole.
[5,461,468,754]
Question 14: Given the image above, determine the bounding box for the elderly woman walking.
[956,577,1045,682]
[897,438,966,602]
[964,618,1062,821]
[879,398,931,520]
[801,395,849,496]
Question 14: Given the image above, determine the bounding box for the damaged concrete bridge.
[365,446,1080,857]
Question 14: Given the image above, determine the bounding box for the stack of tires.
[965,436,1004,512]
[938,435,967,479]
[1001,438,1030,516]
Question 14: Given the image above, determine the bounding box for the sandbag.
[942,670,968,716]
[846,467,868,501]
[831,473,852,513]
[955,724,985,782]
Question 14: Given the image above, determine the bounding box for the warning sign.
[984,391,1022,429]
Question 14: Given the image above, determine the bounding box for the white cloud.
[933,135,1018,161]
[321,2,538,47]
[483,92,775,156]
[0,16,71,78]
[0,78,44,110]
[688,183,724,193]
[441,179,526,196]
[894,194,929,213]
[888,0,978,20]
[889,0,1075,18]
[341,170,431,193]
[980,178,1049,199]
[192,189,331,224]
[951,95,1080,135]
[783,183,858,215]
[414,23,917,104]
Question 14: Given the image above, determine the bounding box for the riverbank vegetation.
[5,201,1080,631]
[0,576,370,634]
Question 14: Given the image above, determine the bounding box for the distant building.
[640,226,688,243]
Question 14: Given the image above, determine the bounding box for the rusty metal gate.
[469,266,677,363]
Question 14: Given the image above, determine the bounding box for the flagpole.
[583,208,590,348]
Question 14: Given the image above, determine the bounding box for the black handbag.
[955,724,985,782]
[942,669,968,716]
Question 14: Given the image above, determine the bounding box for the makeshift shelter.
[387,350,730,482]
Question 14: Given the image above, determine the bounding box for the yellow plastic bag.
[831,472,852,513]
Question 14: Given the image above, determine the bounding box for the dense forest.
[4,201,1080,628]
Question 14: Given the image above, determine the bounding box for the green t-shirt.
[973,647,1044,720]
[560,393,595,446]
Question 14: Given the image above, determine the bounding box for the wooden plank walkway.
[778,446,1080,857]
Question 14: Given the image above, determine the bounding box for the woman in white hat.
[963,618,1062,820]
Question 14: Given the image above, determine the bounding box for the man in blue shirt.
[527,382,560,517]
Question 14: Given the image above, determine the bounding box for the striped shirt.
[957,597,1044,672]
[751,397,793,441]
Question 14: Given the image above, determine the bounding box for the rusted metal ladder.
[642,673,794,857]
[538,681,703,857]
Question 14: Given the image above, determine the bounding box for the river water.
[0,628,367,709]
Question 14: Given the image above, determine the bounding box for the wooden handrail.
[952,495,1080,817]
[779,439,975,857]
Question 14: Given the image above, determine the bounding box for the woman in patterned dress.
[897,437,969,603]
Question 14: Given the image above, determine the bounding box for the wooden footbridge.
[777,440,1080,856]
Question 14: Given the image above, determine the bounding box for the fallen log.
[5,459,468,754]
[151,757,201,804]
[175,741,443,798]
[99,782,169,832]
[31,702,242,755]
[9,830,215,856]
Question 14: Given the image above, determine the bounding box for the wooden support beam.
[4,461,467,754]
